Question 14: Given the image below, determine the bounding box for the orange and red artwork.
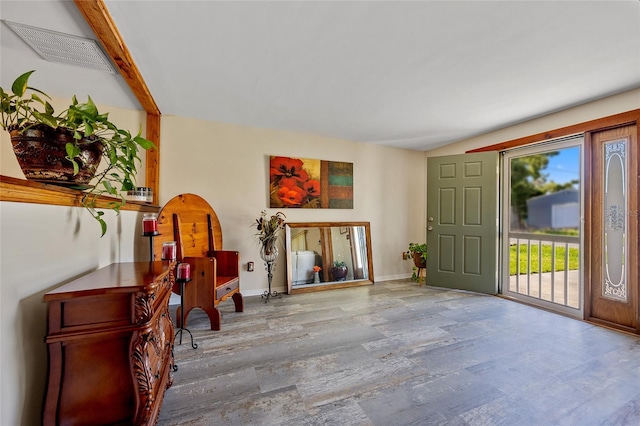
[269,156,353,209]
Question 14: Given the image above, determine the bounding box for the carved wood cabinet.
[43,261,176,425]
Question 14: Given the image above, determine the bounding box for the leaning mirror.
[285,222,374,294]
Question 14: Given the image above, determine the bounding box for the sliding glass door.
[502,136,584,317]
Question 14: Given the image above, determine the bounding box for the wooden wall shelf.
[0,175,158,212]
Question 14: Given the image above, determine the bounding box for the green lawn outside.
[531,228,580,237]
[510,244,579,275]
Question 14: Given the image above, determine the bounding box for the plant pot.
[9,125,104,185]
[331,266,348,281]
[413,252,426,269]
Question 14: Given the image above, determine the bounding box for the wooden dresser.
[43,261,176,426]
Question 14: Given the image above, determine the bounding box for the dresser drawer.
[216,278,239,300]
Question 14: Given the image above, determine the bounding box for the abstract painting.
[269,156,353,209]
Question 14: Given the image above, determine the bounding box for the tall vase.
[260,246,278,263]
[260,245,281,302]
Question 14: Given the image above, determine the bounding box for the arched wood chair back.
[154,193,223,261]
[153,193,243,331]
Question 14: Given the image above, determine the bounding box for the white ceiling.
[1,1,639,151]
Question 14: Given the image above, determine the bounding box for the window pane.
[509,146,580,234]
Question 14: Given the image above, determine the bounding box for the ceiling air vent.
[3,20,116,74]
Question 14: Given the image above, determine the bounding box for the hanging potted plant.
[1,70,156,236]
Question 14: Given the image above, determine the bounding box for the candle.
[176,262,191,280]
[142,213,158,234]
[162,241,177,260]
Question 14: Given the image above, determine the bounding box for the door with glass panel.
[502,137,584,317]
[587,125,638,332]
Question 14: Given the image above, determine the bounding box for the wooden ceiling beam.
[74,0,161,204]
[73,0,159,115]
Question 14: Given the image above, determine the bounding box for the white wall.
[1,108,424,425]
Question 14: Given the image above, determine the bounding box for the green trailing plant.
[407,242,427,282]
[59,94,155,236]
[1,70,156,237]
[408,242,427,262]
[0,70,57,130]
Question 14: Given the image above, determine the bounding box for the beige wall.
[0,204,149,425]
[158,115,425,294]
[425,88,640,157]
[0,105,424,425]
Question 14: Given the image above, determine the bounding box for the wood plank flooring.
[158,279,640,425]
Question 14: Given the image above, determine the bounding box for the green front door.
[426,152,498,294]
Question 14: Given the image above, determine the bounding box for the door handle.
[427,226,433,231]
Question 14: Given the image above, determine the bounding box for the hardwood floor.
[158,279,640,425]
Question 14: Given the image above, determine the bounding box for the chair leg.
[232,292,244,312]
[204,306,221,331]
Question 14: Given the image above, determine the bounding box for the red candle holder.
[142,213,158,236]
[162,241,177,261]
[176,262,191,281]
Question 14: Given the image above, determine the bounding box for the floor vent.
[3,20,116,74]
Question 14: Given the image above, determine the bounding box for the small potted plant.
[331,260,348,281]
[407,242,427,282]
[0,70,156,236]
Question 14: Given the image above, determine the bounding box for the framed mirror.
[285,222,374,294]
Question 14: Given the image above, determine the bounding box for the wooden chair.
[153,193,243,330]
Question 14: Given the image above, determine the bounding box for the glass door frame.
[500,135,585,318]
